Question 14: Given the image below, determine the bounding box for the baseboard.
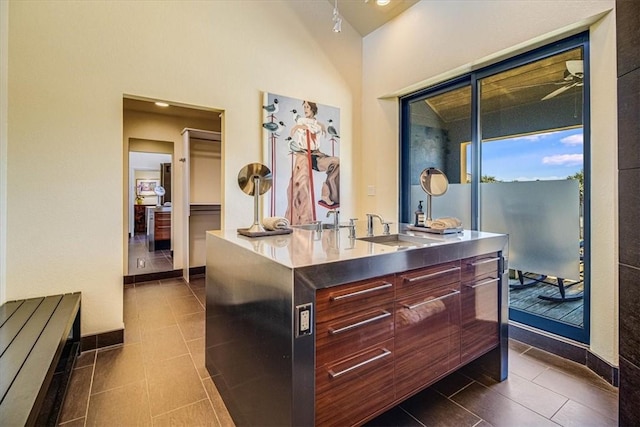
[81,328,124,352]
[189,266,205,277]
[509,322,619,386]
[123,269,183,284]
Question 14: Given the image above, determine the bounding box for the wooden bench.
[0,293,81,426]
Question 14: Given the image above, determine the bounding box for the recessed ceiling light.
[376,0,390,5]
[155,102,169,107]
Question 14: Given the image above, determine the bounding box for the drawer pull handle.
[405,266,461,283]
[466,278,499,289]
[328,310,391,335]
[403,289,460,310]
[330,283,392,301]
[328,348,392,379]
[468,257,500,267]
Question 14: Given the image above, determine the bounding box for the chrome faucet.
[347,218,358,239]
[326,209,340,230]
[366,213,384,237]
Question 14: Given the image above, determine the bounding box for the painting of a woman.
[263,94,340,225]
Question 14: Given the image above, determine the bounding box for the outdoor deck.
[508,273,584,328]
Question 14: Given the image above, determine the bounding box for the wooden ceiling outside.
[426,49,583,123]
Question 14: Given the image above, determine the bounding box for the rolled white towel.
[262,216,290,231]
[427,217,462,230]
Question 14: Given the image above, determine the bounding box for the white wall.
[361,0,618,365]
[5,0,362,335]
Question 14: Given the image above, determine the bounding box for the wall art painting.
[262,93,340,225]
[136,179,160,196]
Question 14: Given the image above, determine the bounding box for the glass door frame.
[399,32,591,343]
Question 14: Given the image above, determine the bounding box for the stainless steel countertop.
[207,225,506,270]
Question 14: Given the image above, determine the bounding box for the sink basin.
[357,234,441,247]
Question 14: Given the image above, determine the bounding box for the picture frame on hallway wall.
[262,92,341,226]
[136,179,160,196]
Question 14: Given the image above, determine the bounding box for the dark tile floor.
[59,277,617,426]
[128,233,173,275]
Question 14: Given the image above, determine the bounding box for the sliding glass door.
[400,34,589,343]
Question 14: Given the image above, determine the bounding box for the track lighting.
[365,0,391,5]
[332,0,342,33]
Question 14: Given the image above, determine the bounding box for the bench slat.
[0,300,24,328]
[0,298,44,357]
[0,293,81,426]
[0,295,62,404]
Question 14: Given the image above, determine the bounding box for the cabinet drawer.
[461,276,499,363]
[396,261,460,298]
[462,253,499,282]
[395,287,461,397]
[155,227,171,240]
[316,305,394,367]
[316,339,395,427]
[316,275,394,322]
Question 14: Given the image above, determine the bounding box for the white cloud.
[560,134,583,146]
[511,176,569,181]
[542,154,583,166]
[512,132,554,142]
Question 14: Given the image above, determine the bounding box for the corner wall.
[361,0,618,366]
[6,1,362,335]
[616,0,640,423]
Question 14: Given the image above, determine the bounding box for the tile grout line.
[183,278,225,426]
[81,350,98,426]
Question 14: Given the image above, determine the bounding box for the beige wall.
[361,1,618,365]
[4,1,362,335]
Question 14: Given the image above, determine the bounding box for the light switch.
[367,185,376,196]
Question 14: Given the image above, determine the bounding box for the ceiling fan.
[541,60,584,101]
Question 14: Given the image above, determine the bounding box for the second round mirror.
[420,167,448,196]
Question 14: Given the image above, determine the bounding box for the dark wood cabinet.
[315,276,395,426]
[460,253,500,364]
[134,205,147,234]
[316,340,395,427]
[154,212,171,240]
[148,208,171,251]
[315,255,500,426]
[395,262,461,398]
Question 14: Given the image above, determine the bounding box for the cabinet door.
[316,305,394,368]
[316,340,395,427]
[396,261,460,298]
[155,212,171,240]
[395,283,461,398]
[316,275,394,322]
[460,254,500,364]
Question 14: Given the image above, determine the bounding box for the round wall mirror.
[420,168,449,196]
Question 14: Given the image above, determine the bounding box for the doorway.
[128,150,173,275]
[123,97,222,281]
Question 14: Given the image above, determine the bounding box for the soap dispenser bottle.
[414,201,424,226]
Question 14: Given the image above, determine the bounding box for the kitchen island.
[205,226,508,426]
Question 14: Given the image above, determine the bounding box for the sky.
[475,128,584,181]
